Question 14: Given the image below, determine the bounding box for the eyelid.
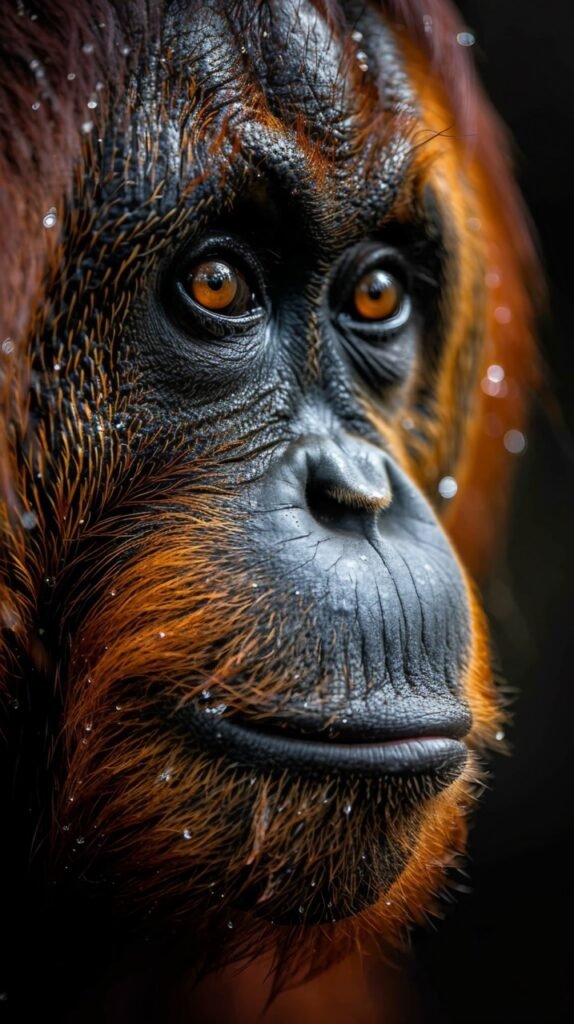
[174,279,265,330]
[182,233,267,296]
[333,246,409,300]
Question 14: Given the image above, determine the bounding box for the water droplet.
[227,919,234,929]
[205,702,227,716]
[504,430,526,455]
[456,30,476,47]
[343,803,352,816]
[81,120,94,134]
[109,589,117,597]
[67,72,76,81]
[487,364,505,383]
[115,704,122,711]
[9,698,19,711]
[44,576,56,587]
[494,305,512,325]
[158,770,172,783]
[182,828,192,840]
[200,689,211,702]
[82,42,95,54]
[495,729,505,742]
[84,722,93,733]
[298,905,304,915]
[62,824,70,832]
[21,510,38,529]
[438,476,458,499]
[1,337,14,354]
[385,898,392,906]
[158,631,166,639]
[31,101,40,111]
[96,81,104,91]
[76,836,85,845]
[351,29,363,42]
[87,99,98,110]
[120,45,131,56]
[53,362,61,371]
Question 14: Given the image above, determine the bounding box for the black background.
[413,2,574,1021]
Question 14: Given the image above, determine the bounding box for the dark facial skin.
[19,0,478,939]
[139,0,470,754]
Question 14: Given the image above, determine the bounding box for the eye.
[332,246,415,391]
[183,258,256,317]
[352,268,404,322]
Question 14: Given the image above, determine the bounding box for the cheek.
[458,582,504,747]
[51,464,500,930]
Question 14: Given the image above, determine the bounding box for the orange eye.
[353,269,403,321]
[186,259,249,314]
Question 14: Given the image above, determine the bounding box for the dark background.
[413,2,574,1021]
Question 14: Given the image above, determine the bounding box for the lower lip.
[181,712,468,779]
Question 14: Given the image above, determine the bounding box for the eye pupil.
[353,269,402,321]
[188,259,240,311]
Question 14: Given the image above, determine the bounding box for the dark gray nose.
[272,435,392,537]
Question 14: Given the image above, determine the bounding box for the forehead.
[128,0,418,225]
[167,0,413,122]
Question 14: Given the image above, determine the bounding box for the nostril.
[305,479,362,534]
[302,468,390,536]
[272,435,393,536]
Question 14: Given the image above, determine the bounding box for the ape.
[0,0,537,1021]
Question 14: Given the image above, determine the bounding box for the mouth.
[179,696,471,780]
